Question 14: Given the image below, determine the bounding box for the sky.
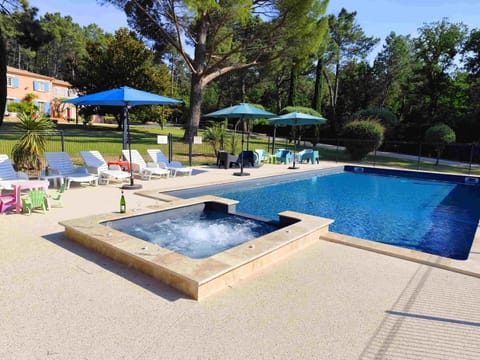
[29,0,480,57]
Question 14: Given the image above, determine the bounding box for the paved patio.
[1,162,479,359]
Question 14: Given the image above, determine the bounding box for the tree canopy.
[103,0,330,138]
[2,1,480,146]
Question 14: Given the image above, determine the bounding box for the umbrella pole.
[122,105,142,190]
[272,126,276,154]
[234,119,250,176]
[289,123,299,170]
[288,139,298,169]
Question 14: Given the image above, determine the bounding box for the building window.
[35,101,51,116]
[33,80,50,92]
[7,76,19,88]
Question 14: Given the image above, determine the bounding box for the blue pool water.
[168,170,480,260]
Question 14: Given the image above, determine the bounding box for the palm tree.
[11,112,56,171]
[203,120,228,157]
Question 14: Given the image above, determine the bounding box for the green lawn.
[1,120,478,175]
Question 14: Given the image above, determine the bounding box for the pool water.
[109,207,278,259]
[169,171,480,260]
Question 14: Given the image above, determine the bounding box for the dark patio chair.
[236,151,256,167]
[217,151,239,169]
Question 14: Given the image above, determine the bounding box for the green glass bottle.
[120,190,126,213]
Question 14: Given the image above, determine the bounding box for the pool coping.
[137,165,480,280]
[59,195,333,300]
[319,228,480,279]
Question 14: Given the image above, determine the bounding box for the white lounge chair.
[0,155,29,181]
[254,149,269,164]
[121,149,169,180]
[80,150,130,185]
[147,149,192,177]
[45,152,98,189]
[0,155,29,192]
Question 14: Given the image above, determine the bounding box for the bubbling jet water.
[129,213,276,259]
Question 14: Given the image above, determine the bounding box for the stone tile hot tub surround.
[60,195,333,300]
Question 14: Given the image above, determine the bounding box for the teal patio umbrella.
[65,86,181,189]
[269,112,327,169]
[205,103,276,176]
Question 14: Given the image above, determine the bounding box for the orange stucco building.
[5,66,77,120]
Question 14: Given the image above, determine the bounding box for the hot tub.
[60,195,333,300]
[105,201,279,259]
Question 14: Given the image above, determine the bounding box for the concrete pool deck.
[1,162,480,359]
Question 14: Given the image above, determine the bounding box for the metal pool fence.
[1,130,479,175]
[281,137,480,175]
[0,130,215,169]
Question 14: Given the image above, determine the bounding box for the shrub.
[103,116,116,124]
[354,107,398,129]
[7,102,19,113]
[280,106,322,117]
[11,112,56,171]
[341,120,385,161]
[424,123,456,165]
[203,120,228,156]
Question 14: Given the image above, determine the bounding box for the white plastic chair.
[0,155,22,181]
[147,149,192,177]
[122,150,169,180]
[80,151,130,185]
[0,155,30,192]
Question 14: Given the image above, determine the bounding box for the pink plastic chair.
[0,194,17,214]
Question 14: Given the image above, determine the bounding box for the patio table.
[39,172,64,188]
[0,180,50,213]
[107,160,131,172]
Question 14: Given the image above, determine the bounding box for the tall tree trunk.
[323,68,338,135]
[0,34,7,126]
[183,12,207,140]
[312,57,324,113]
[274,74,283,113]
[241,71,246,103]
[287,66,298,106]
[184,73,204,139]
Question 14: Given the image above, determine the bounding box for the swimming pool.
[167,167,480,260]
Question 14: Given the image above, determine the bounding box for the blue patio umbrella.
[205,103,276,176]
[269,112,327,169]
[65,86,181,189]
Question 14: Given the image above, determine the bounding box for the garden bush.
[12,112,56,171]
[203,120,228,156]
[341,120,385,161]
[424,123,456,165]
[354,107,398,129]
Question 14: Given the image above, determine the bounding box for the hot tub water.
[108,205,278,259]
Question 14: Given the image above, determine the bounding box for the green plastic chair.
[49,183,65,208]
[22,190,47,215]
